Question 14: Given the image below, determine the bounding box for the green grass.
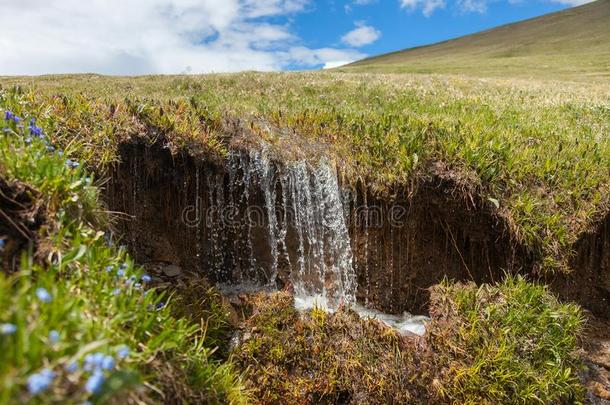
[345,0,610,82]
[0,97,249,403]
[428,277,585,404]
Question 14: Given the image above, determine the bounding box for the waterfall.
[216,147,356,309]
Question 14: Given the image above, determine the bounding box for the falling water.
[207,146,427,333]
[213,148,356,309]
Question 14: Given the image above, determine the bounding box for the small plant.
[427,276,585,404]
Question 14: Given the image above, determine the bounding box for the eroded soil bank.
[552,214,610,315]
[105,138,534,315]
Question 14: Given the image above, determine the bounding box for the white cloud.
[456,0,488,13]
[548,0,595,4]
[400,0,595,16]
[400,0,447,17]
[322,60,355,69]
[341,23,382,47]
[0,0,362,75]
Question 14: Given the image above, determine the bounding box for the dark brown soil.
[0,176,45,273]
[345,175,530,314]
[581,316,610,404]
[552,214,610,317]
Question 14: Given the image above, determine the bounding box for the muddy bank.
[105,139,537,314]
[552,214,610,316]
[345,178,528,313]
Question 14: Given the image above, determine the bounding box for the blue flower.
[65,362,78,373]
[49,330,60,344]
[4,110,13,121]
[13,116,21,124]
[141,274,152,283]
[46,145,55,152]
[101,355,115,371]
[105,265,114,273]
[0,323,17,335]
[84,352,105,371]
[85,370,105,394]
[156,302,165,311]
[134,283,142,290]
[112,288,121,296]
[24,137,32,144]
[116,269,125,278]
[35,288,52,303]
[116,346,130,359]
[27,369,55,395]
[65,159,79,169]
[0,238,6,251]
[57,151,64,157]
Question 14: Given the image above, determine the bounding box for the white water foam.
[293,294,429,336]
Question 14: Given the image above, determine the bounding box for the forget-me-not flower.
[116,346,130,359]
[65,362,78,373]
[49,330,60,344]
[35,288,52,303]
[27,369,55,395]
[0,323,17,335]
[85,370,105,394]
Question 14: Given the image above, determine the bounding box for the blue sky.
[293,0,575,68]
[0,0,591,75]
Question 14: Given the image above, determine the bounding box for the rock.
[163,264,182,277]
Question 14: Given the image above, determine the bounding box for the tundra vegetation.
[0,67,607,403]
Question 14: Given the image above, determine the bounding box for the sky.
[0,0,594,75]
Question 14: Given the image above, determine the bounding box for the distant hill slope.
[345,0,610,80]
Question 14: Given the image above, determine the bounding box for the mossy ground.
[234,277,584,405]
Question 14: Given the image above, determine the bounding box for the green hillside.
[345,0,610,80]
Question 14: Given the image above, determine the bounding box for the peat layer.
[105,138,608,316]
[0,177,46,273]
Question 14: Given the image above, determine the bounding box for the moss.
[234,292,432,404]
[235,278,585,404]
